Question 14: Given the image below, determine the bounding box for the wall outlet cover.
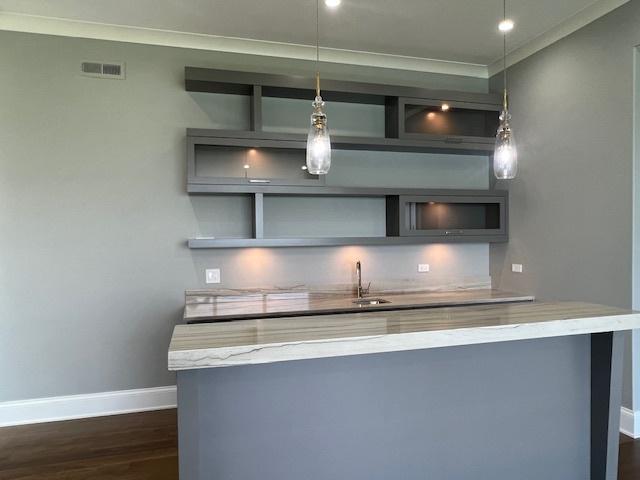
[512,264,523,273]
[205,268,221,284]
[418,264,430,273]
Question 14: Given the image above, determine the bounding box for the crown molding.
[0,0,628,82]
[0,12,488,79]
[488,0,629,77]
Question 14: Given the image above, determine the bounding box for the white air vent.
[81,62,125,79]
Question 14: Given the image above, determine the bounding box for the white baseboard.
[0,386,176,427]
[620,407,640,439]
[0,388,637,433]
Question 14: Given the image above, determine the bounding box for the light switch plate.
[418,263,430,273]
[511,264,523,273]
[205,268,221,284]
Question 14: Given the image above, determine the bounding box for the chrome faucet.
[355,260,371,299]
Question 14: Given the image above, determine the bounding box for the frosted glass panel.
[264,197,386,238]
[409,202,501,231]
[262,97,385,137]
[325,150,489,189]
[195,145,316,182]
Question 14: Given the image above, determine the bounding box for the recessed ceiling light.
[325,0,342,8]
[498,19,514,32]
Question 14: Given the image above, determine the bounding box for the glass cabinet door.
[399,98,500,140]
[188,137,324,187]
[398,195,506,237]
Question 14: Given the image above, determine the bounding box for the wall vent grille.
[81,62,125,79]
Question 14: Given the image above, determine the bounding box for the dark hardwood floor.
[619,433,640,480]
[0,410,177,480]
[1,409,639,479]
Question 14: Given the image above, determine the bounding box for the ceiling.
[0,0,628,77]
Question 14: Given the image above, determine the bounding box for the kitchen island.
[169,299,640,480]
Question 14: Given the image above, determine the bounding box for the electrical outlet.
[511,264,523,273]
[418,263,430,273]
[205,268,221,284]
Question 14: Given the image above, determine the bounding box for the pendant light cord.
[503,0,508,111]
[315,0,320,97]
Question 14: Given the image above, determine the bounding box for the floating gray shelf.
[188,234,508,249]
[187,184,502,197]
[187,129,494,156]
[187,190,509,249]
[185,67,502,107]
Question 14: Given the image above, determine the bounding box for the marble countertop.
[169,301,640,371]
[184,288,535,322]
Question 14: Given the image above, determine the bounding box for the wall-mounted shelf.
[185,67,501,150]
[187,183,500,197]
[186,67,502,107]
[187,129,494,157]
[187,130,495,193]
[185,67,505,249]
[188,190,508,249]
[188,234,507,249]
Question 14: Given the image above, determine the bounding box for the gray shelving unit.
[185,67,500,150]
[185,67,506,249]
[188,188,508,248]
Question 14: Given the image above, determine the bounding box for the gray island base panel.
[171,302,638,480]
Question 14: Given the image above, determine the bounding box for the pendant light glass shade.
[306,95,331,174]
[493,0,518,180]
[494,108,517,179]
[306,0,332,175]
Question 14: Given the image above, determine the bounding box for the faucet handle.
[363,282,371,295]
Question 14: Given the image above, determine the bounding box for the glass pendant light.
[306,0,331,175]
[494,0,517,180]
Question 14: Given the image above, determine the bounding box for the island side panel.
[591,331,625,480]
[177,336,591,480]
[177,372,200,480]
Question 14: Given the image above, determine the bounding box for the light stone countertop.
[169,301,640,371]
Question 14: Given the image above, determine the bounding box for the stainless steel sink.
[352,298,391,306]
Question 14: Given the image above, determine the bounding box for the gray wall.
[489,1,638,408]
[0,31,490,402]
